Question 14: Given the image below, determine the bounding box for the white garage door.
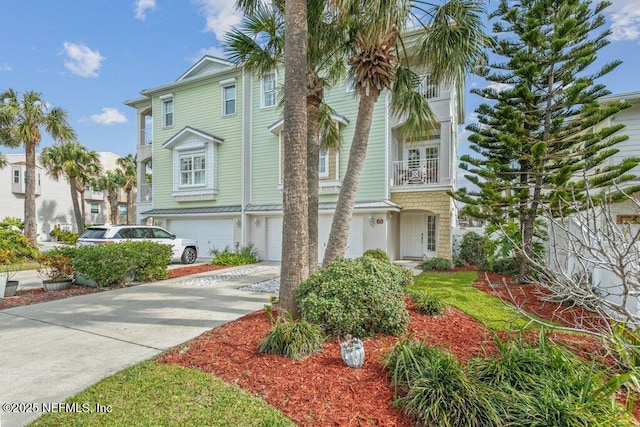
[318,215,364,261]
[266,217,282,261]
[167,218,234,257]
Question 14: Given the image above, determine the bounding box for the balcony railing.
[138,184,152,202]
[392,159,439,186]
[420,74,440,99]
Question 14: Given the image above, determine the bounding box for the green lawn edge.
[409,271,541,331]
[28,360,295,427]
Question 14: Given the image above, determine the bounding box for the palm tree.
[0,89,76,246]
[94,171,125,224]
[0,153,6,169]
[227,0,346,273]
[75,155,103,226]
[322,0,488,265]
[116,154,137,224]
[40,142,103,234]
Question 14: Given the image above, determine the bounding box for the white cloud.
[135,0,156,21]
[63,42,105,78]
[91,108,127,125]
[194,0,243,42]
[0,63,11,71]
[607,0,640,41]
[485,82,513,92]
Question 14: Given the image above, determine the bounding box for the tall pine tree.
[454,0,639,279]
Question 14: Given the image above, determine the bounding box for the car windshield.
[79,228,108,239]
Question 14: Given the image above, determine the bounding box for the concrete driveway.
[0,263,280,427]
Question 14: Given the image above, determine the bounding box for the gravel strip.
[238,277,281,293]
[178,265,279,287]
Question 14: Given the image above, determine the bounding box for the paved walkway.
[0,263,280,427]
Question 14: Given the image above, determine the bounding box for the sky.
[1,0,640,164]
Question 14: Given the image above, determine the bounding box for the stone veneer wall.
[391,190,453,259]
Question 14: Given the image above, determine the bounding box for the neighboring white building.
[0,152,127,241]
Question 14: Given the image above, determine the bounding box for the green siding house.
[125,55,463,261]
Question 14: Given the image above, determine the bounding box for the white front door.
[401,212,437,259]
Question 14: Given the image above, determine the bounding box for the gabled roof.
[162,126,224,150]
[176,56,236,81]
[268,113,350,135]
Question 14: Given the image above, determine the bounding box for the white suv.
[77,225,199,264]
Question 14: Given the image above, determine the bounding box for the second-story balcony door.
[405,145,438,185]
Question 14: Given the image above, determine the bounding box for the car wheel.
[181,247,197,264]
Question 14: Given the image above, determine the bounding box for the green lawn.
[29,361,295,427]
[409,271,536,331]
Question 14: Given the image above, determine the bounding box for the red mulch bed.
[1,263,224,310]
[0,286,102,309]
[158,268,639,426]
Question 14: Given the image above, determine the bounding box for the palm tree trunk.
[24,141,38,247]
[323,91,378,266]
[126,190,132,224]
[109,192,118,224]
[307,92,321,274]
[80,191,86,224]
[69,176,84,234]
[280,0,309,318]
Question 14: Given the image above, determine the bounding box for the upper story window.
[161,94,174,127]
[180,153,206,186]
[319,148,329,178]
[222,84,236,116]
[13,170,19,184]
[261,71,277,108]
[90,203,99,214]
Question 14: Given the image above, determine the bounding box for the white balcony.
[392,159,439,187]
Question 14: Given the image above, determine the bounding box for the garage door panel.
[318,215,363,260]
[167,219,234,257]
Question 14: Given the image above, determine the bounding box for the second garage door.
[167,218,234,258]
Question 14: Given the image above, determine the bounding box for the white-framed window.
[222,84,236,116]
[90,203,99,214]
[319,148,329,178]
[426,215,437,252]
[180,153,206,187]
[261,71,277,108]
[161,96,174,127]
[118,204,127,216]
[13,170,19,184]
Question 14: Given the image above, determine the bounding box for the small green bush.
[258,311,325,360]
[411,292,446,316]
[73,241,171,287]
[297,257,410,338]
[211,244,259,266]
[419,257,453,271]
[457,232,486,266]
[362,248,390,262]
[492,258,518,276]
[0,228,39,261]
[50,227,78,244]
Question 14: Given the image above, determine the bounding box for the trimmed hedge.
[297,256,411,338]
[73,241,172,287]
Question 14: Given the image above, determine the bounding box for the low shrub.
[50,227,78,245]
[362,248,390,262]
[411,291,446,316]
[211,244,259,266]
[0,216,24,230]
[73,241,171,287]
[385,338,501,427]
[258,311,325,360]
[419,257,453,271]
[492,258,518,276]
[297,257,410,338]
[457,232,487,266]
[0,228,39,261]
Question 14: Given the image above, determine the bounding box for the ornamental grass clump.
[410,291,446,316]
[297,257,410,338]
[258,310,325,360]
